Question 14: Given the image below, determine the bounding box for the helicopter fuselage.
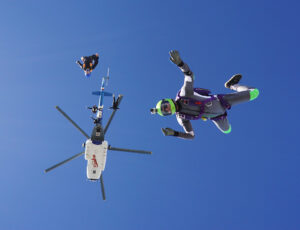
[44,72,151,200]
[83,123,107,180]
[84,138,108,180]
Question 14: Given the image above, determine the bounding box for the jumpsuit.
[174,62,259,139]
[77,54,99,71]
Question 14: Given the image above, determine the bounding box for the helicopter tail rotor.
[109,94,122,110]
[104,95,123,134]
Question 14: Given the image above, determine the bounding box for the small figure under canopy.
[76,53,99,77]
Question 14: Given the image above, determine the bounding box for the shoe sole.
[225,74,242,88]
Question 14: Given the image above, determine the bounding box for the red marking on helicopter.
[92,155,98,168]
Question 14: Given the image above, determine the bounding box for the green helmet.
[152,99,176,116]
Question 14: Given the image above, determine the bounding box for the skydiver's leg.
[223,74,259,107]
[91,54,99,70]
[223,84,259,107]
[211,116,231,134]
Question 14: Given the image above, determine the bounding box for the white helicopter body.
[45,70,151,200]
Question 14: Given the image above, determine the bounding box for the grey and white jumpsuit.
[174,62,259,139]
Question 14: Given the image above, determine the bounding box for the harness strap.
[217,94,231,110]
[176,95,216,120]
[176,89,231,121]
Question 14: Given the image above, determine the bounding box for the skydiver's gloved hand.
[161,127,175,136]
[169,50,183,66]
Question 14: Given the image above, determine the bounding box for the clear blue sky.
[0,0,299,229]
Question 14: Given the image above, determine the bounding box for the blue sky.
[0,0,300,229]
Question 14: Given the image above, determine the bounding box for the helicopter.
[45,69,152,200]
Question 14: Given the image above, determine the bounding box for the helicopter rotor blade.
[104,95,123,134]
[44,151,85,173]
[108,145,152,155]
[56,106,90,139]
[100,174,106,200]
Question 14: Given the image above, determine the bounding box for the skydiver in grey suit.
[150,50,259,140]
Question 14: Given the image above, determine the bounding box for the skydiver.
[76,53,99,77]
[150,50,259,140]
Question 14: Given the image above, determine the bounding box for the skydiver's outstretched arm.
[161,116,195,140]
[76,60,83,69]
[176,116,195,139]
[169,50,194,97]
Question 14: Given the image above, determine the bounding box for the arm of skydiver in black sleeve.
[175,115,195,139]
[76,60,83,69]
[91,54,99,70]
[161,116,195,140]
[169,50,194,97]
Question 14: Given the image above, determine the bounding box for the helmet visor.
[160,100,173,116]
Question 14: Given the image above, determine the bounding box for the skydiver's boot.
[223,73,260,103]
[224,74,242,89]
